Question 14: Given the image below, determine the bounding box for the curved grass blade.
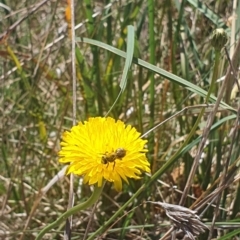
[76,37,236,113]
[119,25,134,90]
[186,0,228,29]
[104,25,135,116]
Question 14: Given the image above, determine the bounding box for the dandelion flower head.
[59,117,150,191]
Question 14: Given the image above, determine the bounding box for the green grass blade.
[76,37,236,113]
[186,0,228,29]
[119,25,134,90]
[104,25,135,116]
[217,228,240,240]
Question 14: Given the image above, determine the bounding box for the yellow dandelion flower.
[59,117,150,191]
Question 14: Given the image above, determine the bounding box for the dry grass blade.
[0,0,49,42]
[63,0,77,239]
[179,37,240,207]
[148,201,209,240]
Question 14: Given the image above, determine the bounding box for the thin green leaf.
[217,228,240,240]
[120,25,135,90]
[181,114,237,155]
[102,25,135,116]
[186,0,228,29]
[76,36,236,113]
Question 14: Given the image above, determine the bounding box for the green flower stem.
[86,184,146,240]
[208,50,221,97]
[35,184,104,240]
